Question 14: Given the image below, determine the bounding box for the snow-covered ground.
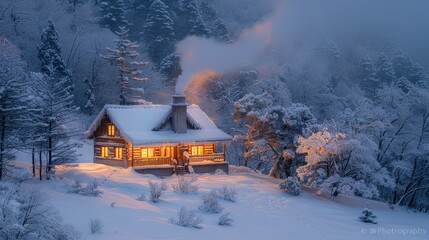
[20,159,428,240]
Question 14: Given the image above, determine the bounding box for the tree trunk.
[47,121,52,178]
[39,150,42,181]
[0,114,5,180]
[32,148,35,177]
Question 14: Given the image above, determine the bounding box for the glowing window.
[191,146,204,155]
[163,146,174,157]
[141,148,154,158]
[101,146,109,158]
[107,124,115,136]
[114,147,122,159]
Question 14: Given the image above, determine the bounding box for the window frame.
[114,147,123,159]
[101,146,109,158]
[107,124,115,136]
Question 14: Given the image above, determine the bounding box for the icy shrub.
[110,202,116,207]
[9,166,33,186]
[148,179,167,203]
[359,207,377,224]
[199,190,223,213]
[217,186,238,202]
[136,193,147,201]
[218,213,234,226]
[89,218,103,234]
[172,174,198,194]
[67,179,103,197]
[229,165,253,174]
[170,206,203,229]
[319,175,379,199]
[279,176,301,196]
[0,182,79,239]
[67,179,83,194]
[83,180,103,197]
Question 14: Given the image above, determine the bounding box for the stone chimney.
[171,94,188,133]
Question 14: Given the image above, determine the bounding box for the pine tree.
[177,0,210,40]
[159,53,182,82]
[359,207,377,224]
[199,0,217,28]
[143,0,175,66]
[29,73,81,178]
[83,78,96,115]
[130,0,153,40]
[359,56,379,98]
[392,49,413,79]
[99,0,129,33]
[102,26,148,105]
[0,54,30,180]
[37,20,73,93]
[212,18,232,43]
[408,63,428,85]
[375,53,395,84]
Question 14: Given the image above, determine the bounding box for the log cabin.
[84,95,232,175]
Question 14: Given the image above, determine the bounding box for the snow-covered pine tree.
[212,18,232,43]
[0,53,30,180]
[37,20,73,94]
[99,0,129,33]
[102,26,148,105]
[177,0,210,39]
[83,77,96,115]
[130,0,153,41]
[199,0,217,28]
[159,53,182,82]
[408,63,428,85]
[392,49,414,80]
[143,0,175,66]
[358,56,379,98]
[375,53,395,84]
[359,207,377,224]
[29,72,81,178]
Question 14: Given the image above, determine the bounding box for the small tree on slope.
[29,73,81,177]
[359,207,377,224]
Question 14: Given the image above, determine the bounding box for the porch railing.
[133,157,172,166]
[188,153,225,163]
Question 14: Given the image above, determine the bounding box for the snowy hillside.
[21,162,428,240]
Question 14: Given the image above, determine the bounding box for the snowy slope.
[21,163,428,240]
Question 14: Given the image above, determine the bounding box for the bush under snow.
[218,213,234,226]
[279,176,301,195]
[0,182,79,239]
[148,179,167,203]
[170,206,203,229]
[67,179,103,197]
[172,174,198,194]
[199,190,223,214]
[217,186,238,202]
[89,218,103,234]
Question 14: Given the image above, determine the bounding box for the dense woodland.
[0,0,429,225]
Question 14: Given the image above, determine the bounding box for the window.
[191,145,204,155]
[163,146,174,157]
[101,146,109,158]
[141,148,154,158]
[107,124,115,136]
[114,147,123,159]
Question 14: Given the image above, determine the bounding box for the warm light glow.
[115,147,123,159]
[101,146,109,158]
[141,147,154,158]
[184,69,218,105]
[191,145,204,155]
[108,124,115,136]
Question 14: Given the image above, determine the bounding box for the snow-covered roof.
[85,104,232,145]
